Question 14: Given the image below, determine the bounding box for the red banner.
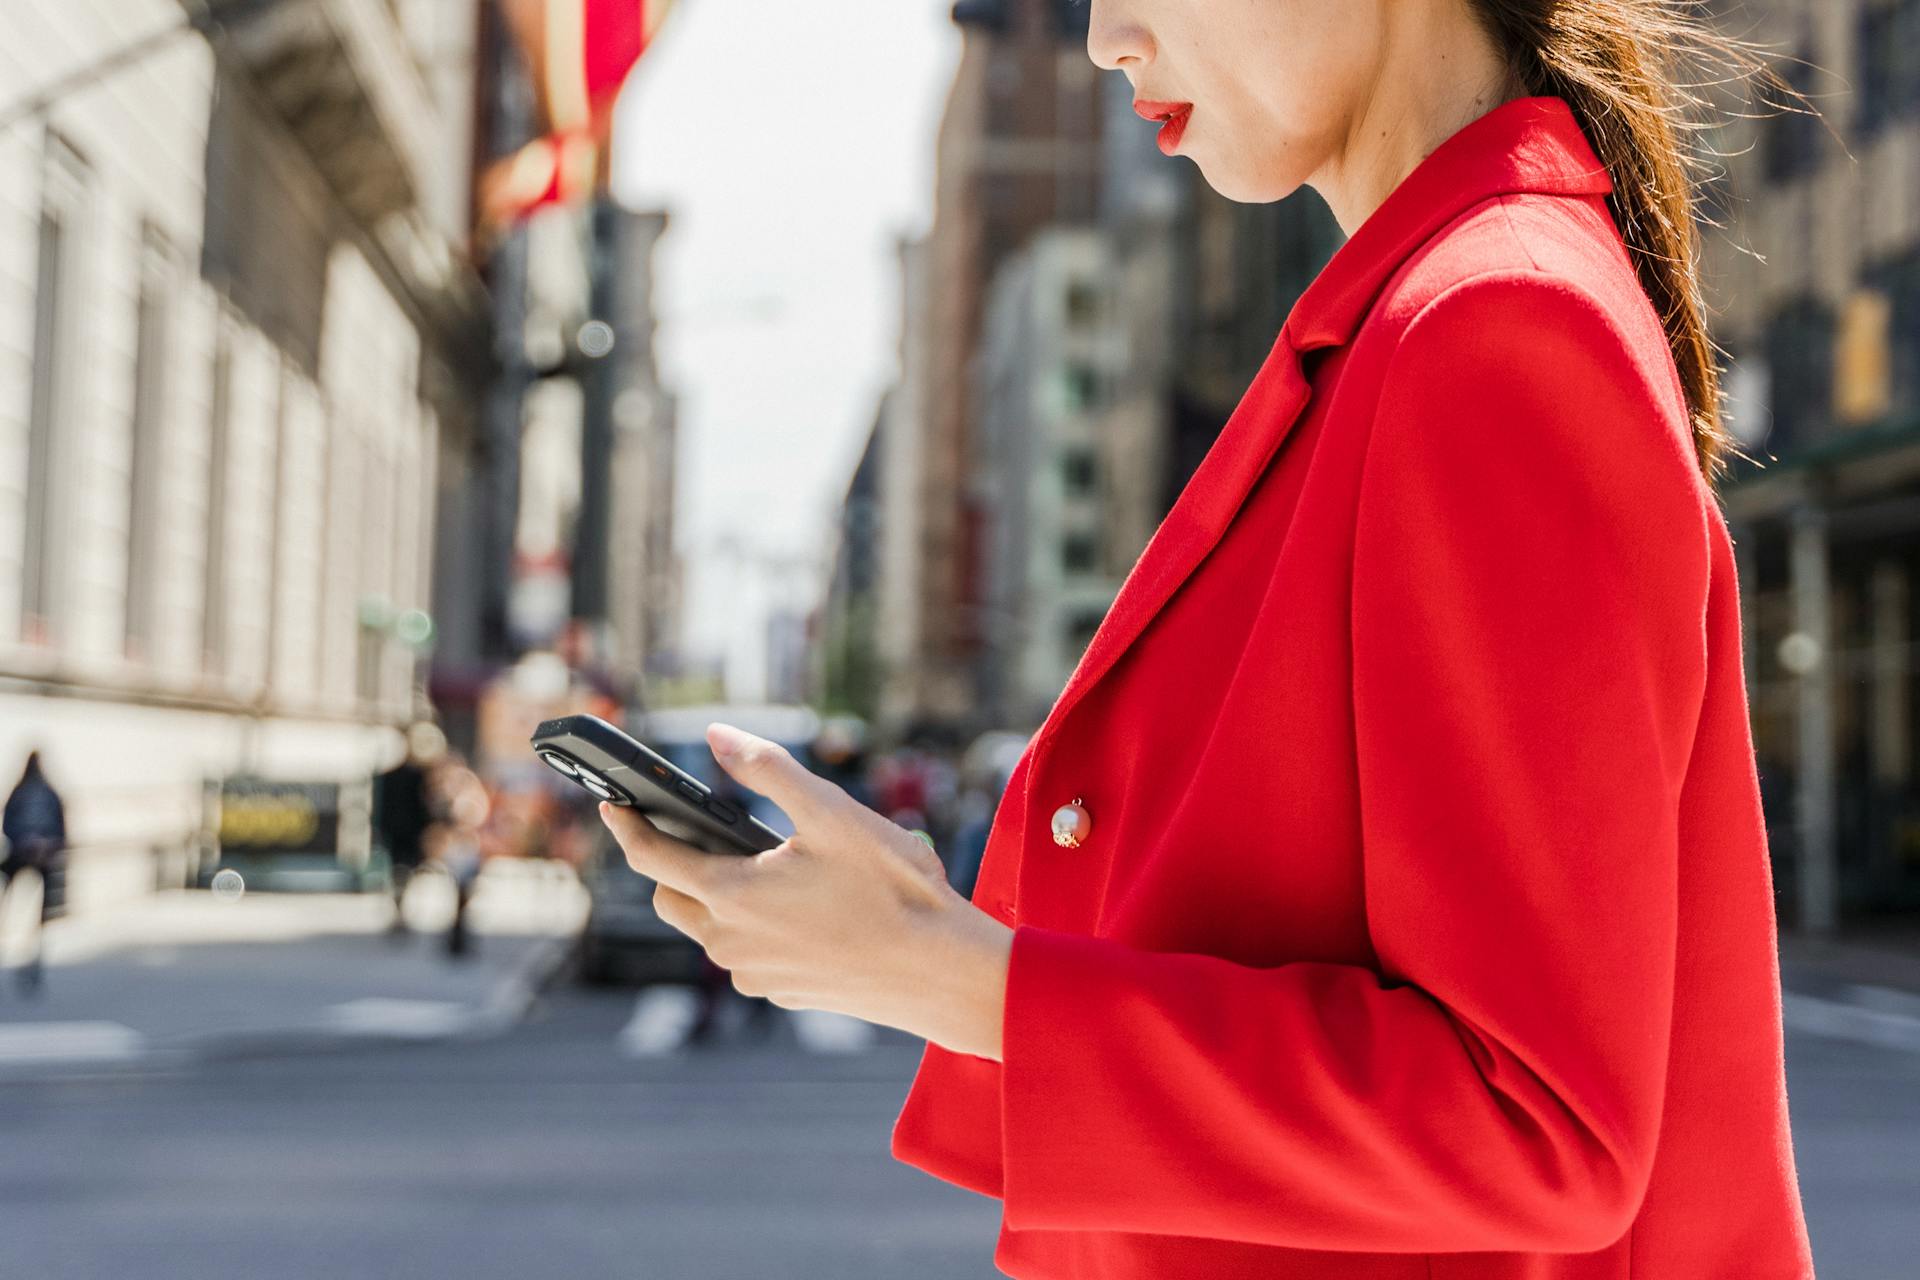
[481,0,677,232]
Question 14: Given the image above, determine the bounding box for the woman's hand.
[598,723,1014,1061]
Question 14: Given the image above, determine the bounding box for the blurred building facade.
[971,226,1140,727]
[816,400,883,720]
[875,0,1105,738]
[596,205,683,691]
[1707,0,1920,931]
[858,0,1920,936]
[862,0,1339,741]
[432,5,685,762]
[0,0,486,904]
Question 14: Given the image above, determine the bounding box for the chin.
[1196,159,1306,206]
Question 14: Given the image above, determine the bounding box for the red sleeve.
[996,272,1712,1253]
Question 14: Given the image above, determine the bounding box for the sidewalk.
[0,860,588,1077]
[1779,927,1920,1054]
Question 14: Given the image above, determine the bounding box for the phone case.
[530,714,785,855]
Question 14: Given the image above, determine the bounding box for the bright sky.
[613,1,961,695]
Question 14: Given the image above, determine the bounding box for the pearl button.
[1050,797,1092,848]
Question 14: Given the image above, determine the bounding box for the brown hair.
[1464,0,1806,490]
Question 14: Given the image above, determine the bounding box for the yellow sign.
[1834,289,1893,426]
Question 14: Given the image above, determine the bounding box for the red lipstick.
[1133,99,1193,155]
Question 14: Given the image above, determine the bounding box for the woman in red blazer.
[600,0,1817,1276]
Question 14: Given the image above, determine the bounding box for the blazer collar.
[1286,94,1613,353]
[1029,96,1612,756]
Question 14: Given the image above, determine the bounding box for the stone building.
[0,0,486,904]
[873,0,1339,739]
[875,0,1105,739]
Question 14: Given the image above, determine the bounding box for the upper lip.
[1132,99,1192,123]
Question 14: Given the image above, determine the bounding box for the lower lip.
[1156,107,1191,155]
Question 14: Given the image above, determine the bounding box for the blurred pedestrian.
[946,784,996,900]
[810,718,874,811]
[372,722,444,938]
[428,758,489,958]
[1,751,68,993]
[680,767,781,1043]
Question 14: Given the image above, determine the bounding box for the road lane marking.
[789,1009,876,1054]
[0,1021,147,1066]
[618,986,702,1056]
[321,999,476,1039]
[1783,991,1920,1055]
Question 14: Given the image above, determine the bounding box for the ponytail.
[1465,0,1806,490]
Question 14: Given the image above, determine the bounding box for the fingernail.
[598,801,613,821]
[708,723,747,757]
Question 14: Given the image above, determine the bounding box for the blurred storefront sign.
[214,779,341,855]
[201,776,374,892]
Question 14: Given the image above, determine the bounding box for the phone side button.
[704,798,741,824]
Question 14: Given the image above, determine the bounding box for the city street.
[0,875,1913,1278]
[4,2,1917,1277]
[0,987,1002,1280]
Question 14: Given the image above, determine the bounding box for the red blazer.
[891,96,1816,1279]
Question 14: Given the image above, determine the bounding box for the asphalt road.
[0,868,1912,1280]
[0,983,1912,1279]
[0,985,1003,1280]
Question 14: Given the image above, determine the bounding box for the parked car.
[574,704,823,986]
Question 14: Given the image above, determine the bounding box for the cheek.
[1195,0,1373,161]
[1188,52,1356,201]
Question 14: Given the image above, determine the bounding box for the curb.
[0,933,577,1082]
[1782,982,1920,1055]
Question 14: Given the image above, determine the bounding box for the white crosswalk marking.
[617,986,703,1056]
[788,1009,876,1054]
[322,999,476,1039]
[0,1021,146,1066]
[611,989,879,1056]
[1783,991,1920,1054]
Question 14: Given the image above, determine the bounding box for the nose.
[1085,1,1152,73]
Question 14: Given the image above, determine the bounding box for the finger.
[652,881,710,943]
[705,724,841,829]
[599,801,726,899]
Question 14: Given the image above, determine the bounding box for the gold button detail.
[1050,797,1092,848]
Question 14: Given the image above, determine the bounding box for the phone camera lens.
[579,771,631,804]
[541,752,580,777]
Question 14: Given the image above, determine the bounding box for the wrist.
[907,892,1013,1061]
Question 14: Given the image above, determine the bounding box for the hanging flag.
[480,0,678,234]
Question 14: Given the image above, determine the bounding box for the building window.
[1065,278,1100,330]
[1061,531,1098,574]
[951,0,1009,33]
[1866,246,1920,421]
[1061,445,1099,497]
[125,227,178,661]
[1763,54,1824,182]
[984,49,1023,138]
[1763,295,1835,455]
[21,134,91,646]
[203,331,235,677]
[1062,362,1101,412]
[1857,2,1920,137]
[1066,607,1105,655]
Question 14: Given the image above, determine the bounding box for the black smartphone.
[530,714,785,855]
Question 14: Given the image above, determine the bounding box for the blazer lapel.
[1033,329,1314,746]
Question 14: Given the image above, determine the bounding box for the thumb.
[705,724,835,828]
